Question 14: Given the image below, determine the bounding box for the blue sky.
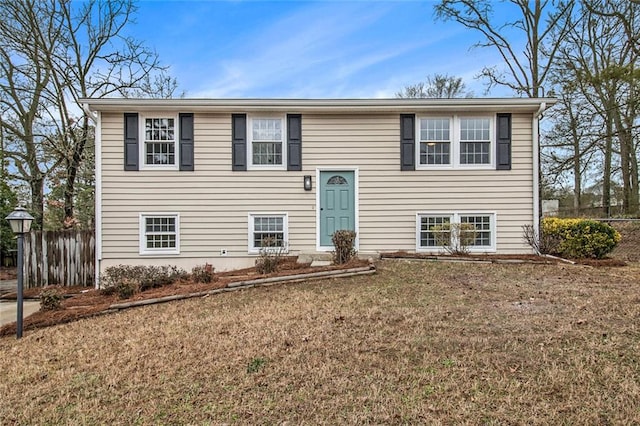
[131,1,521,98]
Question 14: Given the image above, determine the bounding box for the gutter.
[94,111,102,288]
[532,101,547,244]
[81,102,98,125]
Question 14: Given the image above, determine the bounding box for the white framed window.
[416,115,493,169]
[418,214,452,248]
[419,118,451,165]
[139,213,180,255]
[248,213,289,253]
[249,116,286,169]
[460,214,492,247]
[140,115,178,169]
[416,212,495,252]
[460,118,491,165]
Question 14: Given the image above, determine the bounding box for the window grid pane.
[253,216,284,248]
[252,142,282,165]
[420,216,451,247]
[145,118,175,141]
[146,142,175,165]
[252,119,282,141]
[460,118,490,141]
[460,215,491,246]
[420,142,450,165]
[145,217,176,249]
[460,142,490,164]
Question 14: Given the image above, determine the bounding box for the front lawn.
[1,260,639,424]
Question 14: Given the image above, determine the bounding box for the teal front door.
[319,171,355,247]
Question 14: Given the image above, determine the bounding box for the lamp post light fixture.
[5,206,34,339]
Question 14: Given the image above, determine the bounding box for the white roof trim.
[80,97,558,114]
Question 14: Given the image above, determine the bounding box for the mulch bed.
[380,251,626,267]
[0,267,16,281]
[0,257,370,337]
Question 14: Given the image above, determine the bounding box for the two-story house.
[82,98,555,282]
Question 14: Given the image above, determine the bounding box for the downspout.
[533,102,546,244]
[83,103,101,288]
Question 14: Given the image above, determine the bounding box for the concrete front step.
[297,252,333,264]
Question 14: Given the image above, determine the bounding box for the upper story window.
[141,115,178,169]
[250,117,285,168]
[417,115,493,169]
[419,118,451,165]
[460,118,491,165]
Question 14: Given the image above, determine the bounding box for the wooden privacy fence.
[23,230,95,288]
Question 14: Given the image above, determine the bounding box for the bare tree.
[0,0,180,229]
[548,0,639,215]
[0,0,63,228]
[396,74,472,98]
[434,0,575,97]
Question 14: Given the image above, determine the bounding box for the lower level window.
[140,214,180,254]
[417,212,494,251]
[419,215,451,247]
[249,213,288,253]
[460,215,492,246]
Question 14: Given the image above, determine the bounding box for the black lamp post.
[5,206,34,339]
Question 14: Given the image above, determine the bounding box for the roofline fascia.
[79,97,558,114]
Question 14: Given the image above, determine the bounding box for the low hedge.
[542,217,621,259]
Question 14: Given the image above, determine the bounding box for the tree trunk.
[602,119,613,217]
[30,176,44,230]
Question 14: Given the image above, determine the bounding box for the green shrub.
[39,287,63,311]
[541,217,621,259]
[191,263,216,283]
[332,230,357,264]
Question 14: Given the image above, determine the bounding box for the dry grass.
[1,260,640,424]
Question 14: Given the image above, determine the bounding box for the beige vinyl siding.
[100,111,534,269]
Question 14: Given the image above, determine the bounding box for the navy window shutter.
[232,114,247,171]
[287,114,302,171]
[496,113,512,170]
[179,113,194,171]
[124,113,139,171]
[400,114,415,171]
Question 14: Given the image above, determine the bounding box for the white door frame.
[315,167,359,251]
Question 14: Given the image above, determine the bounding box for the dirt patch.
[0,257,370,336]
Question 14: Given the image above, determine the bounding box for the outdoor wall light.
[5,206,34,339]
[303,175,312,191]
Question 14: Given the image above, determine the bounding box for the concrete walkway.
[0,279,41,327]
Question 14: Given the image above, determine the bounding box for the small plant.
[116,278,137,299]
[191,263,215,283]
[522,224,561,255]
[255,237,286,274]
[247,357,266,373]
[433,223,477,255]
[332,230,357,264]
[39,287,63,311]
